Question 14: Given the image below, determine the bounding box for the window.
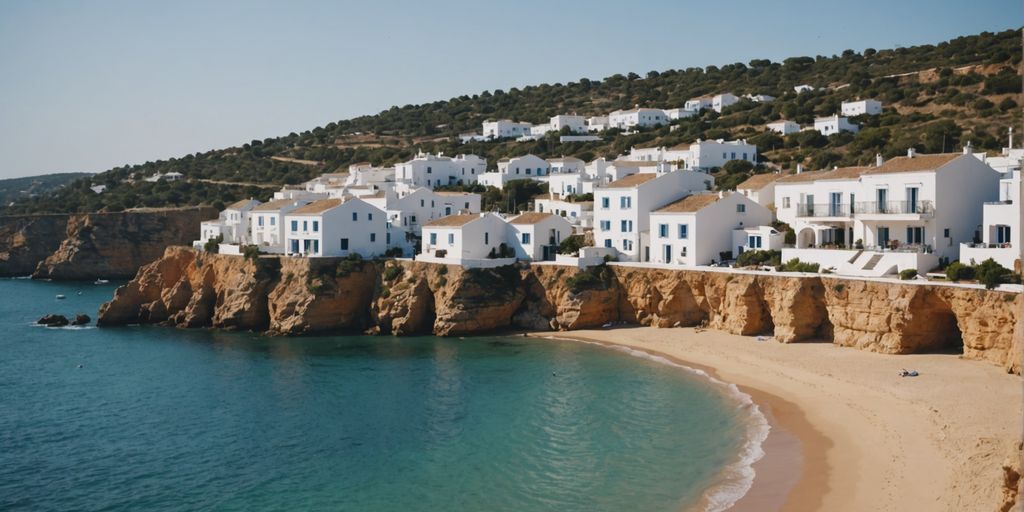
[522,233,531,244]
[943,228,950,238]
[410,215,417,223]
[659,224,669,238]
[340,238,349,250]
[484,232,489,245]
[600,220,611,231]
[620,196,631,209]
[270,217,276,226]
[291,220,298,232]
[748,235,762,248]
[303,221,308,231]
[604,239,612,248]
[678,224,688,239]
[996,225,1011,244]
[368,213,373,221]
[258,216,263,227]
[622,239,629,251]
[420,200,425,207]
[370,233,376,242]
[736,204,746,213]
[601,197,610,209]
[742,152,748,160]
[526,168,532,175]
[312,221,319,232]
[782,197,790,208]
[427,166,432,174]
[464,202,469,209]
[731,152,736,159]
[386,233,391,244]
[352,212,358,221]
[430,233,437,245]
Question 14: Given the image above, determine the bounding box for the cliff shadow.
[903,289,964,354]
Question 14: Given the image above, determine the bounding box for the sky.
[0,0,1019,179]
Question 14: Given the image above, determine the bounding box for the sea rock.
[37,314,69,327]
[71,313,91,326]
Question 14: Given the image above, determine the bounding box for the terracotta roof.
[612,160,659,168]
[424,214,480,227]
[604,173,660,188]
[252,198,302,211]
[509,212,554,225]
[654,193,722,213]
[864,153,961,174]
[736,173,781,190]
[819,166,870,180]
[225,199,257,210]
[289,199,343,215]
[775,170,832,184]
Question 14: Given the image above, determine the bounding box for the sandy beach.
[532,327,1023,512]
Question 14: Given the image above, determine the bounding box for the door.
[906,227,923,245]
[876,189,888,213]
[290,240,299,254]
[805,194,815,216]
[664,245,672,264]
[829,192,841,216]
[445,206,452,216]
[877,227,890,248]
[906,187,919,213]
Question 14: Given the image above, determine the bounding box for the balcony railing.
[853,200,934,215]
[963,242,1013,249]
[796,203,853,218]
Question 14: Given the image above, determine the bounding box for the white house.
[535,197,594,230]
[384,187,482,256]
[794,84,815,94]
[814,115,859,136]
[684,96,714,111]
[776,151,1002,276]
[608,108,668,130]
[959,170,1021,270]
[478,154,550,189]
[649,192,774,266]
[547,156,586,174]
[345,163,395,186]
[841,99,883,117]
[735,173,782,208]
[586,116,609,132]
[507,212,573,261]
[683,139,759,170]
[712,93,739,112]
[250,198,316,253]
[745,94,776,103]
[284,198,386,257]
[482,120,532,139]
[733,225,785,256]
[394,152,486,188]
[418,213,512,265]
[663,107,698,120]
[532,114,587,134]
[766,120,801,135]
[198,198,260,247]
[593,171,716,262]
[547,171,594,197]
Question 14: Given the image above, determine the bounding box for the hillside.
[0,172,93,208]
[4,28,1020,215]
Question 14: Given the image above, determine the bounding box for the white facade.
[735,173,781,208]
[712,93,739,113]
[508,213,573,261]
[766,120,800,135]
[284,198,387,258]
[251,198,315,253]
[384,188,482,256]
[841,99,882,117]
[482,120,531,139]
[649,192,774,266]
[479,154,550,189]
[814,115,859,136]
[664,107,698,120]
[593,171,716,262]
[959,170,1021,270]
[394,152,486,188]
[684,97,713,111]
[686,139,759,170]
[608,108,668,130]
[586,116,609,132]
[794,84,815,94]
[345,163,395,186]
[419,213,512,263]
[745,94,776,103]
[535,198,594,229]
[198,198,260,246]
[532,114,587,134]
[733,225,785,255]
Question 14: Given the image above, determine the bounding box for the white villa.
[417,213,513,266]
[767,120,801,135]
[507,212,573,261]
[794,84,815,94]
[959,170,1021,270]
[814,115,859,136]
[198,198,260,246]
[529,114,586,135]
[663,107,698,120]
[394,152,486,188]
[649,192,773,266]
[776,150,1002,276]
[284,198,386,257]
[535,197,594,230]
[478,154,551,189]
[594,170,715,262]
[482,119,531,139]
[608,108,668,130]
[250,198,316,253]
[841,99,882,117]
[586,116,609,132]
[712,93,739,113]
[745,94,776,103]
[621,139,758,172]
[684,97,713,111]
[735,173,782,208]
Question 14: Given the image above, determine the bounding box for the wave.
[540,335,770,512]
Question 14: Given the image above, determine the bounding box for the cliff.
[0,207,216,279]
[99,248,1024,374]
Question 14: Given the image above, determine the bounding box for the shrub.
[384,247,404,258]
[241,245,261,262]
[558,234,586,255]
[203,235,223,253]
[777,258,819,273]
[833,283,845,293]
[565,264,613,294]
[379,287,391,299]
[974,258,1011,290]
[945,261,975,282]
[437,265,448,276]
[736,249,781,268]
[899,268,918,280]
[306,281,323,295]
[336,253,364,277]
[382,266,403,282]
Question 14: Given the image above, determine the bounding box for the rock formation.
[37,314,69,327]
[99,247,1024,374]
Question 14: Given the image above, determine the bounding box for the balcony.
[853,200,934,216]
[796,203,853,218]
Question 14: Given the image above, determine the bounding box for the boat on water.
[94,279,109,285]
[55,294,66,300]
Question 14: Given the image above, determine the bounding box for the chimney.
[796,163,803,174]
[963,140,973,155]
[907,147,917,158]
[875,153,884,167]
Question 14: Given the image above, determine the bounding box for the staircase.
[861,254,884,270]
[847,250,863,264]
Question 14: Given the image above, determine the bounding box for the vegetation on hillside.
[0,172,93,210]
[5,29,1020,215]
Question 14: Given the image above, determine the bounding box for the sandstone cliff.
[0,214,70,276]
[99,248,1023,374]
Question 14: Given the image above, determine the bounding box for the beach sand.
[531,327,1023,511]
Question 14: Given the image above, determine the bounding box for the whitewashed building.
[394,152,486,188]
[608,108,668,130]
[478,154,550,189]
[250,198,316,253]
[535,197,594,229]
[586,116,609,132]
[745,94,776,103]
[684,97,714,111]
[766,120,801,135]
[345,163,395,186]
[794,84,815,94]
[284,198,387,257]
[712,93,739,112]
[418,213,513,265]
[593,171,716,262]
[735,173,782,208]
[529,114,586,135]
[959,170,1021,270]
[482,120,532,139]
[649,192,773,266]
[841,99,882,117]
[198,198,260,247]
[663,107,698,120]
[814,115,859,136]
[508,212,573,261]
[733,225,785,255]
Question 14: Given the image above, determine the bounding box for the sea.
[0,278,766,512]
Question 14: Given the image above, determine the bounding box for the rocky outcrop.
[0,208,216,280]
[37,314,69,327]
[99,248,1024,374]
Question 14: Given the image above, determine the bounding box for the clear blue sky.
[0,0,1018,179]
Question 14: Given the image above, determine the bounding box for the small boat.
[94,279,109,285]
[56,294,66,300]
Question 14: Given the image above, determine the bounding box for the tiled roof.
[736,173,781,190]
[424,214,480,227]
[508,212,554,225]
[612,160,659,168]
[775,170,832,184]
[289,199,343,215]
[654,193,722,213]
[604,173,660,188]
[225,199,257,210]
[252,199,301,211]
[864,153,961,174]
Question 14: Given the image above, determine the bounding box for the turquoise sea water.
[0,278,757,512]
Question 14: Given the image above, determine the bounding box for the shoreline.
[530,327,1023,511]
